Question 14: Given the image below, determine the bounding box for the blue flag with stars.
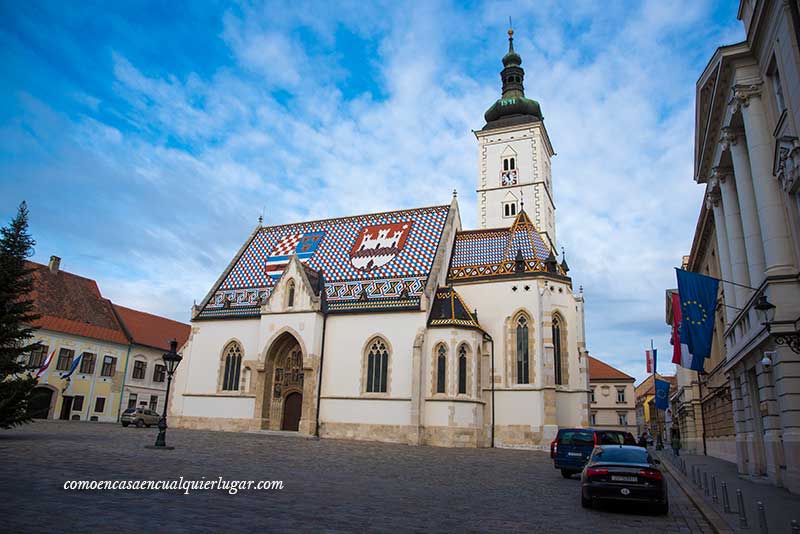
[655,378,670,410]
[675,268,719,361]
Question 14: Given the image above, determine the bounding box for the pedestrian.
[671,427,681,457]
[638,433,648,448]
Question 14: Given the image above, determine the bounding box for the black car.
[580,445,668,514]
[551,429,638,477]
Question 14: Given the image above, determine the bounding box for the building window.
[616,388,626,403]
[618,412,628,426]
[553,315,564,385]
[127,393,138,409]
[72,395,84,411]
[458,345,467,395]
[101,356,117,377]
[436,344,446,394]
[503,201,518,218]
[28,344,49,368]
[287,279,295,308]
[132,360,147,380]
[221,342,242,391]
[501,157,518,186]
[149,395,158,412]
[365,337,389,393]
[80,353,96,374]
[590,412,597,426]
[153,364,166,383]
[516,315,529,384]
[94,397,106,413]
[590,388,596,403]
[771,64,786,112]
[55,348,74,371]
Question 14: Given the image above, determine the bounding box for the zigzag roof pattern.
[197,205,451,319]
[448,210,564,282]
[427,286,482,330]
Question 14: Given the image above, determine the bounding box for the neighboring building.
[634,374,675,441]
[587,356,635,433]
[114,305,191,415]
[171,29,592,449]
[665,204,735,461]
[690,0,800,492]
[25,257,189,422]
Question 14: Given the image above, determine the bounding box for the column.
[721,126,766,288]
[713,167,749,309]
[733,84,795,275]
[706,175,735,321]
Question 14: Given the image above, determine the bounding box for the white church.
[171,30,591,448]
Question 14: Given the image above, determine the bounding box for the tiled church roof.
[197,205,451,318]
[448,210,564,282]
[427,286,482,330]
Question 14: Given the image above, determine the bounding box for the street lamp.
[147,339,183,450]
[754,293,800,355]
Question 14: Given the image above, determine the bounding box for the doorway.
[281,392,302,431]
[59,396,73,420]
[30,387,55,419]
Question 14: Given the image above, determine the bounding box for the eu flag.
[675,269,719,361]
[655,378,670,410]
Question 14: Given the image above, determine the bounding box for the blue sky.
[0,0,743,383]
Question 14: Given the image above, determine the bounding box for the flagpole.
[651,339,660,450]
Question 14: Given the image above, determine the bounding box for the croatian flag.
[34,349,56,379]
[646,349,657,374]
[671,291,705,372]
[264,231,325,280]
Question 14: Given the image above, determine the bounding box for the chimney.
[49,255,61,274]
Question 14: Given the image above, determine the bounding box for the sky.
[0,0,744,384]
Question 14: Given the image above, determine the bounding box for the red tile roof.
[588,356,635,381]
[27,261,129,345]
[112,304,190,351]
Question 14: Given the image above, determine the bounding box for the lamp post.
[147,339,182,450]
[755,294,800,354]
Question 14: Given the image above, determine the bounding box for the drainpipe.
[483,332,495,448]
[314,273,328,438]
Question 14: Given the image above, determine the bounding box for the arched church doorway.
[281,392,302,431]
[30,386,56,419]
[260,331,306,431]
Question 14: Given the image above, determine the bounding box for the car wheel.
[561,469,574,479]
[121,422,129,427]
[136,419,145,428]
[653,501,669,515]
[581,495,592,509]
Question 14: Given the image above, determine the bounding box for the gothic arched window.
[436,344,446,394]
[287,279,295,308]
[366,337,389,393]
[221,342,242,391]
[458,345,467,394]
[553,315,564,385]
[516,315,529,384]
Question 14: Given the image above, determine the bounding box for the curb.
[657,453,734,534]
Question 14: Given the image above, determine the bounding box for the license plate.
[567,452,582,457]
[611,476,637,482]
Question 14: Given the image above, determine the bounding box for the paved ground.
[659,449,800,532]
[2,421,712,533]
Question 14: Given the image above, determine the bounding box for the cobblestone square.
[1,421,712,533]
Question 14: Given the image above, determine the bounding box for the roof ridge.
[258,204,450,232]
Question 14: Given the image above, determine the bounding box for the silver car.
[121,407,160,428]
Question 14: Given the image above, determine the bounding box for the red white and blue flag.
[264,231,325,280]
[646,348,657,374]
[35,349,56,379]
[671,291,704,372]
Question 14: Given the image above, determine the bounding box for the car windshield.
[559,430,594,446]
[592,446,651,464]
[597,432,625,445]
[123,408,136,414]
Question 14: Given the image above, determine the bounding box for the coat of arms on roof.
[265,231,325,280]
[350,222,413,272]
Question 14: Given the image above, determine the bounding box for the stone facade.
[686,0,800,493]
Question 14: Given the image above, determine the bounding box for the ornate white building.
[171,30,591,448]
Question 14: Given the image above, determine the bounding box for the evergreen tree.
[0,201,39,428]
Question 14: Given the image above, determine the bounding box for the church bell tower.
[475,28,557,250]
